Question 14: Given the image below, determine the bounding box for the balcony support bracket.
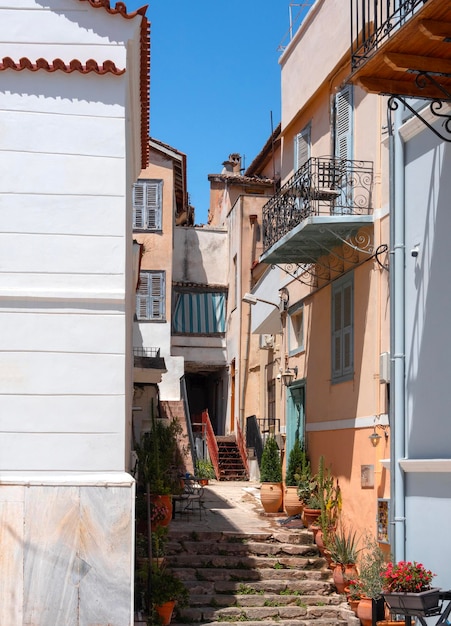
[388,73,451,143]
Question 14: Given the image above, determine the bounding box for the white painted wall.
[0,2,142,472]
[402,112,451,584]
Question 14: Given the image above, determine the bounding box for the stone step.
[173,567,331,583]
[187,593,343,607]
[181,579,334,595]
[177,602,352,623]
[168,553,324,569]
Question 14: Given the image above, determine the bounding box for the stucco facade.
[0,2,148,623]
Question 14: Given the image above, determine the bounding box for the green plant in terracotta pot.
[357,532,387,626]
[284,438,307,516]
[259,436,283,513]
[327,525,360,594]
[195,458,216,484]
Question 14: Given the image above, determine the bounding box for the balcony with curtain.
[350,0,451,99]
[260,156,373,266]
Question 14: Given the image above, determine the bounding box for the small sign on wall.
[360,464,375,488]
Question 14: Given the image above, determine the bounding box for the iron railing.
[246,416,264,466]
[236,420,249,476]
[201,410,220,480]
[133,346,160,358]
[351,0,426,70]
[262,156,373,253]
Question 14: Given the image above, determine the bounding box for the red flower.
[381,561,435,593]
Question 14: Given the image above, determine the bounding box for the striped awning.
[173,292,226,333]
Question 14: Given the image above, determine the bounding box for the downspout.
[389,104,406,562]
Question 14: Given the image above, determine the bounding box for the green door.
[286,383,305,460]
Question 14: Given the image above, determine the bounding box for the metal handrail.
[236,420,249,476]
[201,410,220,480]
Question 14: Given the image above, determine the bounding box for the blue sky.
[127,1,297,225]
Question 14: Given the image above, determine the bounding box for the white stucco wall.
[401,111,451,584]
[0,1,142,473]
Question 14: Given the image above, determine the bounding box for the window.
[288,303,304,355]
[172,292,226,334]
[294,124,311,172]
[133,179,162,231]
[331,273,353,382]
[136,271,165,321]
[267,379,276,428]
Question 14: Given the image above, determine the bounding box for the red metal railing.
[236,420,249,476]
[201,410,220,480]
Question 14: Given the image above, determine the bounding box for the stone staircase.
[167,528,359,626]
[216,435,249,481]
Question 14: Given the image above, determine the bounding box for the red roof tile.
[77,0,148,19]
[0,57,125,74]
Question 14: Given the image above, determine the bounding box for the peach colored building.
[245,0,391,541]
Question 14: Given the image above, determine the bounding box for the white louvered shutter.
[146,182,161,230]
[136,272,150,320]
[133,182,145,229]
[294,125,310,172]
[150,272,165,320]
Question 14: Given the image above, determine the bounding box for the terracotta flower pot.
[284,485,303,516]
[303,507,321,528]
[333,564,358,594]
[155,600,176,626]
[150,494,173,528]
[260,482,283,513]
[349,598,360,615]
[357,596,373,626]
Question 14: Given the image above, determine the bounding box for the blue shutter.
[334,86,353,214]
[331,274,353,382]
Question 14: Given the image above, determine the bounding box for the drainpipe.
[389,104,406,562]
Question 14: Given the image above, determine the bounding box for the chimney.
[221,153,242,175]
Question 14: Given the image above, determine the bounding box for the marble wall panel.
[79,486,133,626]
[0,495,24,626]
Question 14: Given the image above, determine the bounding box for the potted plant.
[327,526,359,593]
[151,565,189,625]
[381,561,439,616]
[346,578,364,615]
[195,458,216,485]
[259,436,283,513]
[284,438,306,516]
[357,532,387,626]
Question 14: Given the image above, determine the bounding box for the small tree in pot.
[260,436,283,513]
[284,438,307,516]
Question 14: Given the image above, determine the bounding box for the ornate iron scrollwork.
[388,72,451,143]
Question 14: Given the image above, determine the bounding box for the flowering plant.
[346,578,364,600]
[381,561,436,593]
[150,500,169,524]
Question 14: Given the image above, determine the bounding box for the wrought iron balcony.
[350,0,451,100]
[261,157,373,265]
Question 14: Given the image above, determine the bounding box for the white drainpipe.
[389,104,406,561]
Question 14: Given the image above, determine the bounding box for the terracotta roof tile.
[77,0,148,19]
[0,56,125,74]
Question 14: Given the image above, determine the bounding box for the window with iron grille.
[136,271,165,321]
[331,273,353,382]
[133,179,162,231]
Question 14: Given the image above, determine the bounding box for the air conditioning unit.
[259,334,274,350]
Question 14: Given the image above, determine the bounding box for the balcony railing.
[262,157,373,253]
[351,0,426,71]
[133,347,160,358]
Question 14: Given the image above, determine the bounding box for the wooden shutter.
[133,181,145,229]
[150,272,165,320]
[145,181,162,230]
[136,272,150,319]
[294,125,311,171]
[331,275,353,381]
[342,281,353,375]
[335,86,353,161]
